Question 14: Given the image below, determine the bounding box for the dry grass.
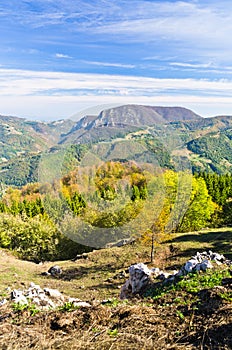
[0,290,231,350]
[0,227,231,349]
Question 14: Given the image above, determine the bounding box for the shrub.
[0,213,88,262]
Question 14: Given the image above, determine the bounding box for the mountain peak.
[79,104,202,129]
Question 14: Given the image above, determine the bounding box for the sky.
[1,0,232,120]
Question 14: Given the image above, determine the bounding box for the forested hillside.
[1,106,232,187]
[0,105,232,261]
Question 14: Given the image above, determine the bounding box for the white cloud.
[1,68,232,96]
[81,60,135,68]
[1,68,232,120]
[170,62,213,69]
[2,1,232,69]
[55,53,72,59]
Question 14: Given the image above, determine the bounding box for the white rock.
[215,260,223,265]
[32,297,41,306]
[44,288,64,300]
[199,259,213,271]
[212,253,225,262]
[72,301,91,308]
[29,282,42,290]
[129,263,151,276]
[48,265,62,275]
[11,289,23,300]
[129,263,151,294]
[13,295,28,306]
[0,299,7,306]
[184,259,198,273]
[150,267,161,277]
[68,297,82,303]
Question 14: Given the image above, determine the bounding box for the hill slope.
[61,105,201,144]
[0,114,75,161]
[1,106,232,187]
[0,228,231,350]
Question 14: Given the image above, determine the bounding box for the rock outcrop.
[120,250,231,299]
[0,282,91,310]
[120,263,151,299]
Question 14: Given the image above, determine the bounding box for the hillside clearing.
[0,228,231,349]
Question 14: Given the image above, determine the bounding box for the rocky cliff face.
[89,105,202,129]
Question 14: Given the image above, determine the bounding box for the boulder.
[48,265,62,276]
[44,288,64,300]
[184,259,199,273]
[120,263,151,299]
[119,250,231,299]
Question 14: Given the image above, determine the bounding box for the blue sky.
[1,0,232,120]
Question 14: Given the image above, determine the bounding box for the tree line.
[0,165,231,262]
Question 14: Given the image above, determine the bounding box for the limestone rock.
[44,288,64,301]
[0,299,7,307]
[120,263,151,299]
[48,265,62,276]
[120,250,231,298]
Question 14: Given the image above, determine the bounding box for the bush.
[0,213,88,262]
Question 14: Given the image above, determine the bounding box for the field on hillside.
[0,228,231,349]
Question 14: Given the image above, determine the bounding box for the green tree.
[177,177,215,232]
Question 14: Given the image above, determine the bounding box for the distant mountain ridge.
[1,105,232,186]
[0,114,75,161]
[95,105,202,127]
[61,105,201,144]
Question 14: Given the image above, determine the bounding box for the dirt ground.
[0,279,231,350]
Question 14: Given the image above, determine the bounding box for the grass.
[0,227,231,349]
[0,241,152,300]
[166,227,232,268]
[0,227,231,300]
[145,268,231,300]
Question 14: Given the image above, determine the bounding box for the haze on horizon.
[1,1,232,121]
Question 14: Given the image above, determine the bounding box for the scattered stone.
[120,263,151,299]
[150,267,162,277]
[106,238,136,248]
[72,253,89,261]
[41,265,62,277]
[44,288,64,300]
[183,251,225,274]
[11,291,28,306]
[0,299,7,307]
[5,282,90,311]
[184,259,199,273]
[48,265,62,276]
[11,289,24,300]
[71,301,91,308]
[120,250,231,299]
[68,297,82,303]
